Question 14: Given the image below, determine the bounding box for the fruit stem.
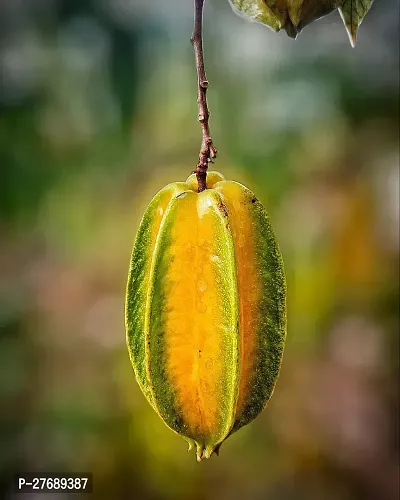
[191,0,217,193]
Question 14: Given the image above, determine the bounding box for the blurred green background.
[0,1,399,499]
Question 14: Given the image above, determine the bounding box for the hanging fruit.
[126,172,286,461]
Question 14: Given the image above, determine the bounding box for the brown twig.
[191,0,217,193]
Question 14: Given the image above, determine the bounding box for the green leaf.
[229,0,374,45]
[229,0,286,34]
[229,0,341,38]
[338,0,374,47]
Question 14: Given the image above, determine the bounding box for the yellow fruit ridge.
[125,171,286,461]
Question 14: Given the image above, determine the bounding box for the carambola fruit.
[125,171,286,461]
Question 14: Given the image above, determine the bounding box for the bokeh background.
[1,0,399,499]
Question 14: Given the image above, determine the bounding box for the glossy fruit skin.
[125,171,286,461]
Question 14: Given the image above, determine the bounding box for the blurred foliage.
[0,0,398,499]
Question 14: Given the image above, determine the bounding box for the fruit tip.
[196,443,205,462]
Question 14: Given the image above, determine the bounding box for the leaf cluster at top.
[229,0,374,46]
